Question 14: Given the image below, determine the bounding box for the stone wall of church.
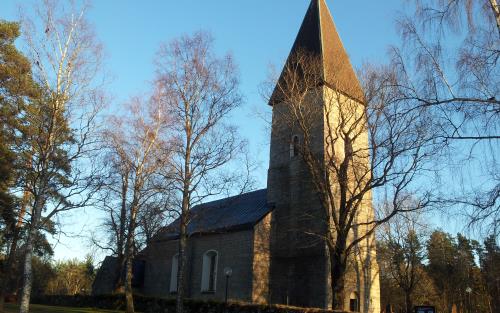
[188,230,255,302]
[142,239,178,297]
[266,86,381,311]
[322,87,381,313]
[142,229,255,303]
[251,212,272,303]
[267,91,331,309]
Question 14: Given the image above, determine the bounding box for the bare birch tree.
[264,50,440,309]
[100,94,173,313]
[154,32,244,313]
[16,1,105,312]
[392,0,500,235]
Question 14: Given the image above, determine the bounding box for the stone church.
[93,0,381,311]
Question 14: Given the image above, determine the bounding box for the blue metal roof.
[154,189,270,241]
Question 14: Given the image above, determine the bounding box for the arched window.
[290,135,299,158]
[201,250,218,292]
[349,292,359,312]
[169,254,179,293]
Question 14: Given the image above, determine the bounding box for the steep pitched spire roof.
[270,0,364,104]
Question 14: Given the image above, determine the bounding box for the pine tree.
[0,20,38,313]
[480,236,500,313]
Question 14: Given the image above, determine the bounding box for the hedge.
[31,294,349,313]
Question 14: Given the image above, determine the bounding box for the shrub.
[31,294,349,313]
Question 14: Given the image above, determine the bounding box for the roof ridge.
[317,0,326,82]
[192,188,267,209]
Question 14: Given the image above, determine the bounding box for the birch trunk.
[176,173,190,313]
[489,0,500,35]
[115,174,129,292]
[124,203,138,313]
[19,197,43,313]
[175,218,188,313]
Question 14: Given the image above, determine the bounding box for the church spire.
[270,0,364,104]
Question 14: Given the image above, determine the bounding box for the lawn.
[5,303,124,313]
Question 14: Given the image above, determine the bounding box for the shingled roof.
[153,189,271,241]
[270,0,364,104]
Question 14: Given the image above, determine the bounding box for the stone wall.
[142,229,255,303]
[267,91,330,309]
[188,230,255,302]
[92,256,119,295]
[251,212,272,303]
[142,239,178,297]
[266,85,381,311]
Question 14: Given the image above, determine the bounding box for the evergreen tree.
[480,235,500,313]
[0,20,38,313]
[0,20,37,245]
[426,231,490,313]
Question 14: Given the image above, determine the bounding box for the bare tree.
[392,0,500,236]
[264,50,440,310]
[100,94,173,313]
[92,96,175,298]
[16,1,105,312]
[154,32,244,313]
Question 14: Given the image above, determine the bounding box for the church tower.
[267,0,380,310]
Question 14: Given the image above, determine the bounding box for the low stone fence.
[31,294,349,313]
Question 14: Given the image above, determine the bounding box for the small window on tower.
[290,135,299,158]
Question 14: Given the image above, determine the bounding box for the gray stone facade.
[142,229,257,302]
[139,205,272,302]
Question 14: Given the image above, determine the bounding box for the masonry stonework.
[142,230,255,302]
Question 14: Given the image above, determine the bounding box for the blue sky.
[2,0,415,261]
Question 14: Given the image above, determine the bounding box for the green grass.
[5,303,124,313]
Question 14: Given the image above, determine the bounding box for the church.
[93,0,381,311]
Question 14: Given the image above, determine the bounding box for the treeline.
[1,254,95,298]
[378,224,500,313]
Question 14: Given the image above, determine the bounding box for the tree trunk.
[176,128,192,313]
[115,175,129,292]
[18,200,41,313]
[489,0,500,36]
[0,191,29,313]
[124,257,134,313]
[176,194,189,313]
[124,203,138,313]
[176,227,187,313]
[0,229,19,313]
[19,245,33,313]
[404,291,412,313]
[329,243,348,311]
